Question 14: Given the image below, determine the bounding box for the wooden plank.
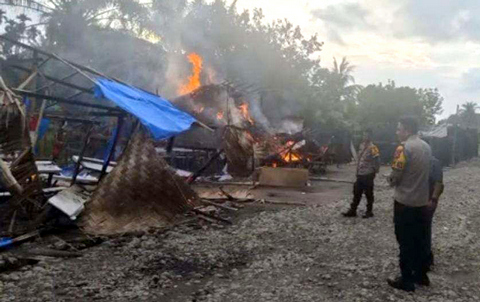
[35,161,62,174]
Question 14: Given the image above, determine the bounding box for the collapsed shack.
[0,35,210,237]
[170,84,346,178]
[0,34,350,242]
[421,124,478,166]
[171,84,259,178]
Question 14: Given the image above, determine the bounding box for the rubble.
[0,161,479,301]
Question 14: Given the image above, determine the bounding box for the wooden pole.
[99,116,124,182]
[71,125,94,186]
[452,104,459,166]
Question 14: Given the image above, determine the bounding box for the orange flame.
[217,111,224,120]
[282,152,301,162]
[239,103,254,124]
[280,141,302,162]
[179,53,203,95]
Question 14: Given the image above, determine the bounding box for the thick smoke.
[152,1,309,133]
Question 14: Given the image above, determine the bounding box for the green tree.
[418,88,444,125]
[460,101,479,128]
[305,57,361,129]
[1,0,150,50]
[356,80,442,130]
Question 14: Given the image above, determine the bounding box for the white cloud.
[462,68,480,92]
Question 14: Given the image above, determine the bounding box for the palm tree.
[0,0,150,48]
[460,101,479,129]
[329,57,362,121]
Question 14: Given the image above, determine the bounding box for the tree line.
[0,0,454,134]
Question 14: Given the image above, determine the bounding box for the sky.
[232,0,480,119]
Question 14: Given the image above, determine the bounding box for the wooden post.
[166,136,176,165]
[187,149,224,184]
[31,98,47,148]
[71,125,94,186]
[32,50,39,112]
[99,116,124,182]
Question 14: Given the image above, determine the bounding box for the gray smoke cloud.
[311,0,480,43]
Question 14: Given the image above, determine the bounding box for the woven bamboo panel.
[80,129,197,235]
[223,127,253,177]
[0,82,44,235]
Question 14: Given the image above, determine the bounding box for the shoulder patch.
[371,145,380,157]
[392,145,406,170]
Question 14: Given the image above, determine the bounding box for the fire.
[179,53,203,95]
[217,111,224,120]
[282,152,301,162]
[279,140,302,163]
[239,103,254,124]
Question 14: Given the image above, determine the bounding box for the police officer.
[343,129,380,218]
[387,117,432,292]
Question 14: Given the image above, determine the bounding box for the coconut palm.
[0,0,150,48]
[327,57,362,124]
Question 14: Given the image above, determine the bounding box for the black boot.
[342,208,357,217]
[362,211,374,218]
[427,252,434,272]
[387,277,415,292]
[414,273,430,287]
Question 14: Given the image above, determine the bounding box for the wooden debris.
[196,215,218,224]
[259,200,307,207]
[219,187,235,200]
[192,208,232,225]
[200,200,238,211]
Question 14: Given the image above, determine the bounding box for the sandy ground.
[1,162,480,302]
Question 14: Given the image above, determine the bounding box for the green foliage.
[460,101,479,128]
[356,80,443,130]
[418,88,444,125]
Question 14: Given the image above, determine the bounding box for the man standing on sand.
[387,117,432,292]
[343,129,380,218]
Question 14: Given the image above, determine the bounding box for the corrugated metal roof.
[420,124,449,138]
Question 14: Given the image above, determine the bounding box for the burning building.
[166,52,332,177]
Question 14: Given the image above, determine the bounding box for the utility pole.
[452,104,459,166]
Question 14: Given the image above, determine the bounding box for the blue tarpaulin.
[38,118,50,141]
[94,78,196,140]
